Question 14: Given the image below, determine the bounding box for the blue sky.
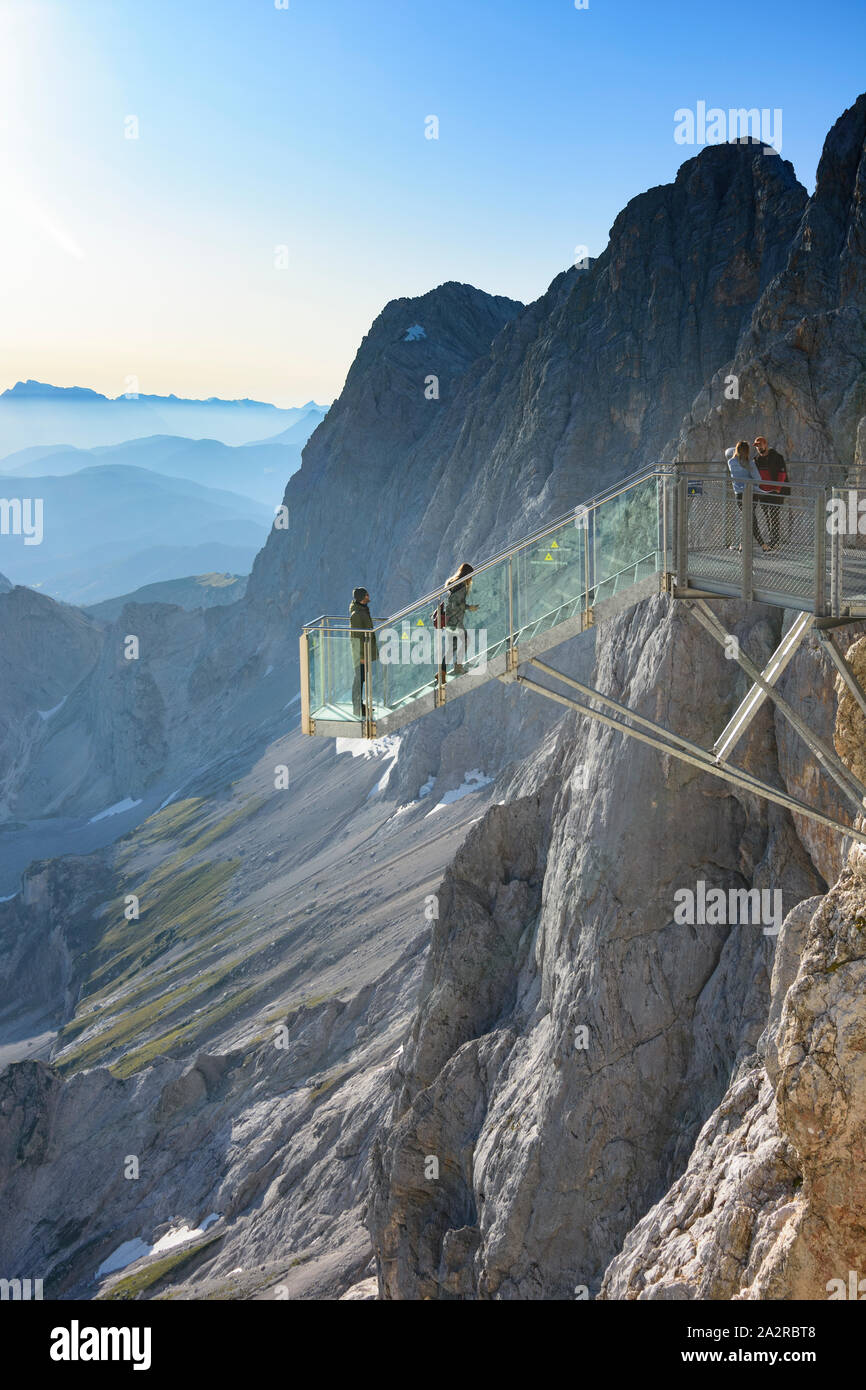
[1,0,863,405]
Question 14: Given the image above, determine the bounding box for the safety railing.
[673,465,866,615]
[300,462,866,736]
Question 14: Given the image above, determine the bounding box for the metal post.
[830,489,842,618]
[583,511,590,625]
[507,555,515,670]
[592,505,599,603]
[658,473,667,577]
[325,615,332,707]
[299,630,313,735]
[814,488,827,615]
[741,481,754,601]
[675,473,688,590]
[363,631,374,738]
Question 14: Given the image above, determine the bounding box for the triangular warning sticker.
[416,618,425,625]
[544,551,553,561]
[551,540,559,548]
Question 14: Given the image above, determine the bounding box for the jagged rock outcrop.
[599,630,866,1300]
[673,94,866,468]
[0,585,102,820]
[252,142,806,624]
[367,594,828,1298]
[833,634,866,787]
[0,854,112,1022]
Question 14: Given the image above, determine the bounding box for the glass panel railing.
[591,473,661,603]
[307,624,382,724]
[513,512,587,646]
[367,604,439,714]
[303,468,668,732]
[370,560,511,712]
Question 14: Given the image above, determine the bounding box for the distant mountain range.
[0,403,326,508]
[0,464,272,605]
[0,380,329,454]
[84,571,247,622]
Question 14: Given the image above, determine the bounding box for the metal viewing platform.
[300,462,866,845]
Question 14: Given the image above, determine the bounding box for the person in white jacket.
[725,441,770,550]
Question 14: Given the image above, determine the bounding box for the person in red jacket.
[754,436,787,550]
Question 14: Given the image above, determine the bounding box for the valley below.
[2,90,866,1304]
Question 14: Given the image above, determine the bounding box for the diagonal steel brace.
[712,612,814,763]
[687,600,866,816]
[517,659,866,846]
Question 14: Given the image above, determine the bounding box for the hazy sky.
[1,0,864,406]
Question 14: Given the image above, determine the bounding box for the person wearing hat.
[349,587,378,718]
[753,436,788,550]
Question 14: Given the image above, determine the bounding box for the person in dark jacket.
[349,587,377,717]
[439,562,479,680]
[754,436,787,550]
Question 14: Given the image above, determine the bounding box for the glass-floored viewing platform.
[300,463,866,739]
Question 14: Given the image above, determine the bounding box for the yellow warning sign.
[544,551,553,561]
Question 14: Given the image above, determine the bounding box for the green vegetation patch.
[98,1233,222,1301]
[112,981,258,1078]
[57,858,243,1071]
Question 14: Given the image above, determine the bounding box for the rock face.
[252,142,806,622]
[833,635,866,787]
[599,731,866,1300]
[367,595,827,1298]
[673,94,866,468]
[246,281,523,619]
[0,586,102,820]
[365,94,866,1301]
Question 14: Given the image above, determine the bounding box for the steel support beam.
[687,600,866,815]
[712,612,814,763]
[528,657,854,826]
[814,489,827,615]
[741,481,755,601]
[816,629,866,723]
[518,664,866,847]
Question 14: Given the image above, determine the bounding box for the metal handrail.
[304,461,668,634]
[303,461,861,637]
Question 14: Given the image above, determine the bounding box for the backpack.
[431,601,446,629]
